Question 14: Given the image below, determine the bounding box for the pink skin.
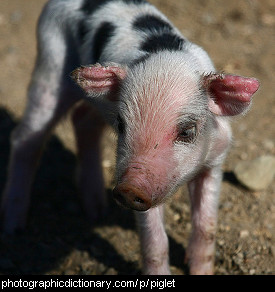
[71,63,259,274]
[204,73,260,116]
[135,206,170,275]
[1,57,259,276]
[186,166,223,275]
[71,64,127,99]
[1,0,260,275]
[1,79,79,233]
[117,126,178,208]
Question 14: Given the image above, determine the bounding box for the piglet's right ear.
[71,63,127,99]
[203,73,260,116]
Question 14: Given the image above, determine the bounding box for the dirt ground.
[0,0,274,275]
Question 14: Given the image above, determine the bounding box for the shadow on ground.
[0,107,189,275]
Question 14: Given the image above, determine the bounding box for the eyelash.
[175,122,197,144]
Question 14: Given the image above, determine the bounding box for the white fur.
[1,0,252,276]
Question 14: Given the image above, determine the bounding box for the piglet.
[1,0,259,275]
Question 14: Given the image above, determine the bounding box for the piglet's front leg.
[186,166,223,275]
[135,206,170,275]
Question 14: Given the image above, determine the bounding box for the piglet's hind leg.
[1,71,80,234]
[1,5,80,233]
[72,103,107,224]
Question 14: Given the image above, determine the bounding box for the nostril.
[134,197,144,204]
[113,183,152,211]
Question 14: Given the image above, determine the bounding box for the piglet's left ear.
[71,63,127,100]
[203,73,260,116]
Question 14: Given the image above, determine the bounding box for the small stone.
[102,160,112,168]
[10,10,23,24]
[186,222,192,231]
[261,14,275,26]
[240,152,248,160]
[240,230,249,238]
[237,252,244,259]
[201,13,216,25]
[104,268,117,275]
[234,155,275,191]
[173,213,180,221]
[263,139,274,152]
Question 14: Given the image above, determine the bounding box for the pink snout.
[113,182,152,211]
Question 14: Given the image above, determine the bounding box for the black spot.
[80,0,112,15]
[93,22,116,62]
[80,0,147,15]
[122,0,147,4]
[133,14,173,34]
[78,19,90,44]
[141,33,185,53]
[78,0,114,45]
[130,53,150,66]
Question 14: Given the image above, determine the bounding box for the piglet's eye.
[176,123,197,144]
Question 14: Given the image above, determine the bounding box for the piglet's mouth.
[113,182,153,211]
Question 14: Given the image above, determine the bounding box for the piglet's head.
[71,58,259,212]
